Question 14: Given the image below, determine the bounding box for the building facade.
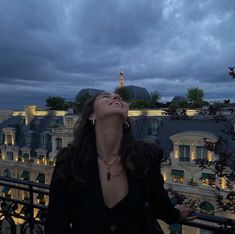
[0,105,235,233]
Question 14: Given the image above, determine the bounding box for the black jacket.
[45,148,180,234]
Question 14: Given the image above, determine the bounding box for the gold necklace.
[97,154,120,181]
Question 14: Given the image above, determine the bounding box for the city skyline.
[1,0,235,109]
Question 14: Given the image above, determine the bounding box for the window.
[7,151,14,160]
[56,138,62,150]
[200,201,214,215]
[21,170,30,180]
[22,153,29,163]
[196,146,208,160]
[36,173,45,183]
[66,118,73,128]
[179,145,190,162]
[38,155,45,165]
[41,134,47,147]
[6,135,12,145]
[201,173,216,187]
[2,186,11,196]
[171,169,184,183]
[25,134,31,146]
[4,169,11,177]
[149,119,160,136]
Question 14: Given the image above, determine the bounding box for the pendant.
[107,167,111,181]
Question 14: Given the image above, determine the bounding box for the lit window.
[171,169,184,183]
[38,155,45,165]
[7,135,12,145]
[201,173,216,187]
[66,118,73,128]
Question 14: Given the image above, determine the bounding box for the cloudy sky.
[0,0,235,109]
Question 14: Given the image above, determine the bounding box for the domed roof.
[171,96,186,103]
[125,85,150,100]
[75,88,104,102]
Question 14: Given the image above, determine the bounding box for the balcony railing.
[0,176,235,234]
[0,176,48,234]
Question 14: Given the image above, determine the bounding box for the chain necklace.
[97,154,121,181]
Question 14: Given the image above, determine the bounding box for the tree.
[46,96,66,110]
[186,87,205,107]
[114,87,130,101]
[129,100,155,109]
[150,91,161,107]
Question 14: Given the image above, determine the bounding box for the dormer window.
[25,134,31,146]
[2,128,16,145]
[41,134,47,148]
[6,135,12,145]
[38,155,45,165]
[56,138,62,150]
[22,153,29,163]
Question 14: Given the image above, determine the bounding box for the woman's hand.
[175,204,196,222]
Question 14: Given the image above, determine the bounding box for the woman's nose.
[112,94,120,100]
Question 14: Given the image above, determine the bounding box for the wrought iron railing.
[0,176,48,234]
[0,176,235,234]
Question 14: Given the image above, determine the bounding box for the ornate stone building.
[0,105,235,233]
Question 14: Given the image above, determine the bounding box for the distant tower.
[119,70,124,88]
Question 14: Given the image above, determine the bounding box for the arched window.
[56,138,62,150]
[36,173,45,184]
[200,201,214,215]
[22,153,29,163]
[2,170,11,198]
[3,169,11,178]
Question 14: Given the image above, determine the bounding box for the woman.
[45,92,193,234]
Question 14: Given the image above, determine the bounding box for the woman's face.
[91,92,129,123]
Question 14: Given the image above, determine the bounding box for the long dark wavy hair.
[55,92,165,183]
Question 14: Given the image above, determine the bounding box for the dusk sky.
[0,0,235,109]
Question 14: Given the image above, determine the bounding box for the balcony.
[0,176,235,234]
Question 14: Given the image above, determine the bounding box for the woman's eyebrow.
[100,92,112,97]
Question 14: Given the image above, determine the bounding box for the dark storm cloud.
[0,0,235,108]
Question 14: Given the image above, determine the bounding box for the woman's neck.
[95,118,123,162]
